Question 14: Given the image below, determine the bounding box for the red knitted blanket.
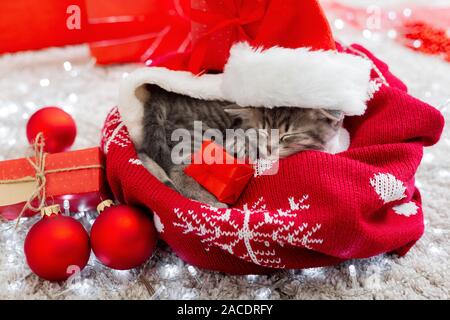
[101,44,444,274]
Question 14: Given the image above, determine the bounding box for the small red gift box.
[0,147,110,220]
[184,141,254,205]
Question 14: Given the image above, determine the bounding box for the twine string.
[14,133,46,226]
[0,133,103,226]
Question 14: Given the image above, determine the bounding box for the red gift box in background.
[0,0,88,54]
[0,148,110,220]
[188,0,266,73]
[0,0,191,65]
[184,141,254,205]
[87,0,191,65]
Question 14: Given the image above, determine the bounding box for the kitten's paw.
[208,202,229,209]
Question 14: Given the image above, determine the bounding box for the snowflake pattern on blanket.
[173,195,323,268]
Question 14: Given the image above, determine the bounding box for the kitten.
[225,107,344,159]
[140,85,238,208]
[140,85,343,207]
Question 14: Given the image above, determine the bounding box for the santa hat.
[119,0,372,147]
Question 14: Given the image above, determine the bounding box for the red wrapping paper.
[184,141,254,205]
[187,0,336,73]
[87,0,191,65]
[188,0,266,72]
[0,148,110,220]
[0,0,192,66]
[0,0,88,54]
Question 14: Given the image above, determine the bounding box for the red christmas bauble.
[90,201,157,270]
[26,106,77,153]
[24,205,91,282]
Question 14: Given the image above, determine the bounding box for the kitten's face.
[226,107,343,159]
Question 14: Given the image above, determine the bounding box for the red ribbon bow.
[188,0,267,73]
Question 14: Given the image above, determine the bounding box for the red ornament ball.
[24,208,91,282]
[90,202,157,270]
[26,106,77,153]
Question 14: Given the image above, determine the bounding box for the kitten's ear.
[319,109,344,122]
[224,107,255,120]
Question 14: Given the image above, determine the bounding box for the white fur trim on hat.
[119,42,372,146]
[222,42,372,116]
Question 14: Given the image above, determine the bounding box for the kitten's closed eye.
[280,132,307,143]
[226,106,344,159]
[281,131,306,139]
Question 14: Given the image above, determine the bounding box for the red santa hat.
[119,0,372,147]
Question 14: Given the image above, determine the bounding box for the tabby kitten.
[225,107,343,159]
[140,85,238,208]
[140,85,343,207]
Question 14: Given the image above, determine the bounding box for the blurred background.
[0,0,449,299]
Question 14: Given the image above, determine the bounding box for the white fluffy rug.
[0,0,449,299]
